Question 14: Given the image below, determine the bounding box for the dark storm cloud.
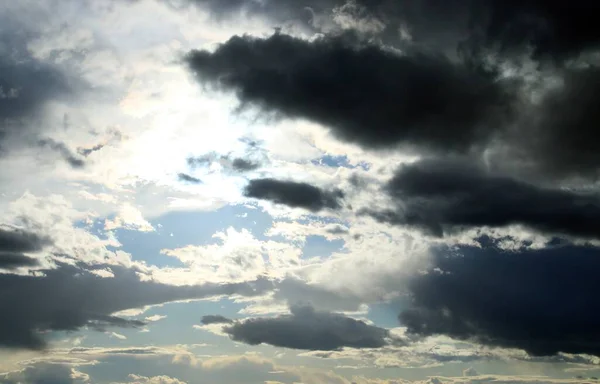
[244,178,344,212]
[503,66,600,181]
[0,227,51,270]
[221,305,394,350]
[178,173,203,184]
[38,139,85,168]
[0,263,271,350]
[364,158,600,240]
[400,243,600,356]
[183,0,600,63]
[201,314,234,325]
[185,32,516,153]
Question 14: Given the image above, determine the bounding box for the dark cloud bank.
[205,305,395,351]
[401,242,600,357]
[364,159,600,240]
[183,0,599,62]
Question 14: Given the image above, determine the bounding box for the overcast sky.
[1,1,600,383]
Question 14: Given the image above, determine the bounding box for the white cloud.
[105,203,155,232]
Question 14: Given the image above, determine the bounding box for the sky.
[1,1,600,383]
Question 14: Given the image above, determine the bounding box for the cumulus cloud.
[0,263,270,350]
[399,243,600,356]
[244,178,344,212]
[216,305,399,350]
[364,158,600,240]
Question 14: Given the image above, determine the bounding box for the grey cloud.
[222,305,395,350]
[274,276,364,312]
[0,227,51,270]
[231,158,260,172]
[0,362,87,384]
[187,152,262,173]
[77,143,105,157]
[201,315,234,325]
[324,224,349,235]
[244,178,344,212]
[185,32,515,154]
[0,14,82,156]
[400,242,600,357]
[501,67,600,181]
[0,263,270,350]
[183,0,600,64]
[184,22,600,182]
[364,158,600,240]
[0,252,39,270]
[177,173,202,184]
[38,139,85,168]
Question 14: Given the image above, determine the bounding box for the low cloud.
[244,178,344,212]
[365,158,600,240]
[0,263,270,350]
[178,173,203,184]
[400,242,600,356]
[219,305,398,350]
[38,138,85,168]
[201,315,234,325]
[185,33,515,154]
[0,227,52,270]
[231,158,260,172]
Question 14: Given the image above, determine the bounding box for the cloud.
[77,143,105,157]
[231,158,260,172]
[201,315,234,325]
[178,173,203,184]
[364,158,600,240]
[500,66,600,181]
[38,139,85,168]
[0,263,270,350]
[399,242,600,356]
[0,11,83,157]
[186,153,261,173]
[219,304,397,350]
[244,178,344,212]
[185,0,599,63]
[118,374,186,384]
[0,362,90,384]
[185,32,515,154]
[0,227,51,270]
